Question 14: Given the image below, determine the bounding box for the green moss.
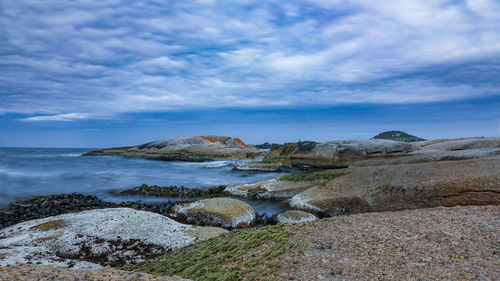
[279,168,352,182]
[127,223,295,281]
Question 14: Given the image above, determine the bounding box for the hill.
[371,131,425,142]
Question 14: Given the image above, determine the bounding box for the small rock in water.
[173,198,256,228]
[275,210,318,223]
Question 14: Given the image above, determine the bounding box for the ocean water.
[0,147,289,215]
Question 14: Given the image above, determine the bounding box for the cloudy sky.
[1,0,499,147]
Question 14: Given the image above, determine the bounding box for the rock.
[275,210,317,223]
[233,161,283,172]
[264,137,500,169]
[0,208,227,268]
[371,131,426,142]
[84,135,264,161]
[173,198,255,228]
[255,142,281,149]
[0,193,185,229]
[354,137,500,167]
[264,139,414,168]
[225,178,321,200]
[289,156,500,215]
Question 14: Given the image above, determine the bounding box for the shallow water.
[0,147,289,215]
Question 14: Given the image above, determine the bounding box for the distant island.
[371,130,426,142]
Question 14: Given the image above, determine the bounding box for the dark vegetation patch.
[55,237,168,268]
[0,193,181,229]
[119,184,228,198]
[128,223,295,281]
[278,168,352,182]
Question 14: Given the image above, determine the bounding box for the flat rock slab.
[0,264,191,281]
[0,208,227,268]
[290,156,500,215]
[269,205,500,281]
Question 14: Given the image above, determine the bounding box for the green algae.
[127,223,295,281]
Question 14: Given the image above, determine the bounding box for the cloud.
[18,113,97,122]
[0,0,499,121]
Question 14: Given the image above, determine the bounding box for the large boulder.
[289,156,500,215]
[0,208,227,268]
[84,135,264,161]
[173,198,255,228]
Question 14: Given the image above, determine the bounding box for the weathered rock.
[264,137,500,168]
[0,208,227,268]
[275,210,317,223]
[225,178,321,200]
[289,156,500,215]
[264,139,414,168]
[354,137,500,166]
[84,135,264,161]
[173,198,255,228]
[233,161,283,172]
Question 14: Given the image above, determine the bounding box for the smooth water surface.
[0,147,289,215]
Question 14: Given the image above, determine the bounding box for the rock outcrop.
[173,198,255,228]
[263,137,500,168]
[0,208,227,268]
[289,156,500,215]
[84,135,264,161]
[263,139,414,168]
[275,210,317,223]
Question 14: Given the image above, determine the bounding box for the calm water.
[0,147,289,215]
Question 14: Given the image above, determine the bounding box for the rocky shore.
[1,134,499,280]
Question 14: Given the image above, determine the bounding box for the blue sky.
[1,0,499,147]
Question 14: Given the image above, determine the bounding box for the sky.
[1,0,499,147]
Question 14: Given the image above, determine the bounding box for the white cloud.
[0,0,499,121]
[19,113,96,122]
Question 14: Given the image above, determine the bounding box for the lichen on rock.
[173,198,255,228]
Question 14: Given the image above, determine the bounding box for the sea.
[0,147,289,215]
